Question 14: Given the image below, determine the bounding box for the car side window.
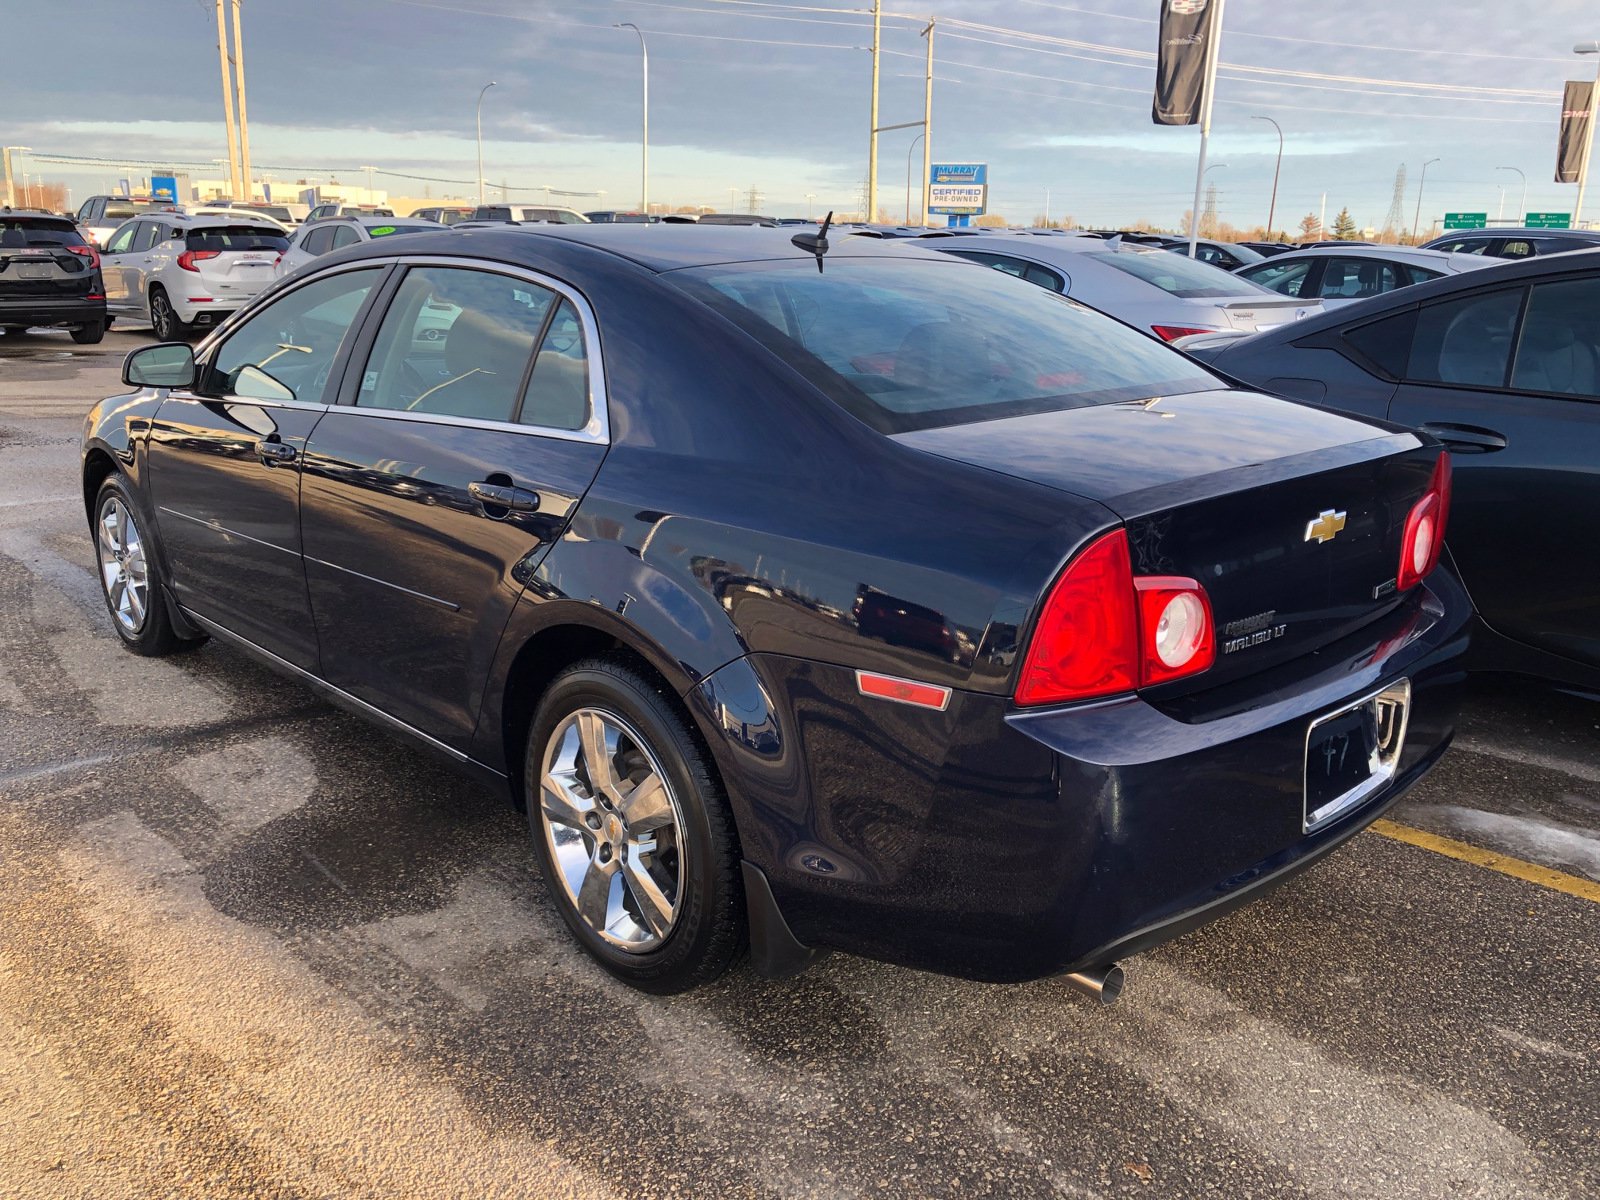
[356,266,553,421]
[1343,310,1418,379]
[1023,263,1066,292]
[1319,258,1399,300]
[1406,288,1524,389]
[329,225,360,250]
[130,222,161,254]
[1500,240,1536,260]
[302,225,335,255]
[205,269,382,403]
[1403,264,1443,286]
[102,223,137,255]
[1240,258,1314,297]
[1509,277,1600,398]
[77,200,95,222]
[519,298,591,430]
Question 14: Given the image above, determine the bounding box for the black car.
[1421,227,1600,261]
[1239,241,1299,258]
[0,208,106,342]
[1187,249,1600,690]
[82,226,1468,996]
[1163,239,1265,271]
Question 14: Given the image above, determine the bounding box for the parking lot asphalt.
[1,326,1596,1200]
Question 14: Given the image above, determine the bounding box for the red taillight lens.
[1014,530,1215,706]
[1151,324,1216,343]
[177,249,220,272]
[1397,452,1452,591]
[68,244,100,270]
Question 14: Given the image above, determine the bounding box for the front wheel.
[93,476,194,656]
[525,658,745,993]
[148,287,189,342]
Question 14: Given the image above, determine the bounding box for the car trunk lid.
[0,227,96,300]
[1215,296,1319,333]
[187,226,287,300]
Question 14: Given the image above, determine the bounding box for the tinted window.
[1342,310,1417,379]
[302,225,336,255]
[0,218,85,247]
[1024,264,1066,291]
[186,226,289,252]
[672,258,1222,433]
[1407,288,1524,388]
[1499,239,1535,260]
[208,269,380,403]
[1096,248,1265,298]
[1433,237,1493,256]
[1239,258,1315,298]
[130,223,161,253]
[357,267,552,421]
[1402,264,1443,285]
[947,250,1029,280]
[519,298,591,430]
[1319,258,1402,300]
[329,225,360,250]
[1510,277,1600,398]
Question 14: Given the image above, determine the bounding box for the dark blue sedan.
[80,225,1469,997]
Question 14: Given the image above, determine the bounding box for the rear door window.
[329,225,360,251]
[1499,239,1536,260]
[1406,288,1524,389]
[129,222,160,254]
[1319,258,1402,300]
[519,298,591,430]
[1509,277,1600,398]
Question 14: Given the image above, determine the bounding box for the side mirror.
[123,343,196,389]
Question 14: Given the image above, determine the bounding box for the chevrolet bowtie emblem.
[1305,509,1348,544]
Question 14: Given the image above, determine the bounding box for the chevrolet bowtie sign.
[1304,510,1349,545]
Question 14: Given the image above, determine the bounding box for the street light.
[614,23,649,215]
[1574,42,1600,228]
[475,81,496,208]
[905,131,924,225]
[360,164,377,203]
[1496,166,1526,224]
[1252,116,1283,237]
[1413,157,1440,242]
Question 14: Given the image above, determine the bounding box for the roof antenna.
[792,211,833,272]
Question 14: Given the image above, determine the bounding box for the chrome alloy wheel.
[538,707,686,952]
[96,496,149,633]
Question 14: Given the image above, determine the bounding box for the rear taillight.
[1014,529,1215,707]
[1151,324,1216,343]
[177,249,220,272]
[1397,452,1452,591]
[68,244,100,270]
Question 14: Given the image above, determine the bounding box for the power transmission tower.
[1383,164,1408,238]
[1201,183,1219,236]
[745,184,765,215]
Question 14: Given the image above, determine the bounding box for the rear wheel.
[93,476,193,656]
[71,321,105,345]
[525,658,745,993]
[148,286,188,341]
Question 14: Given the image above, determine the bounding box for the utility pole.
[1412,157,1440,242]
[231,0,252,199]
[805,193,817,219]
[214,0,242,198]
[867,0,881,224]
[1186,0,1226,257]
[1251,115,1282,236]
[920,18,934,227]
[1,147,17,208]
[728,186,739,211]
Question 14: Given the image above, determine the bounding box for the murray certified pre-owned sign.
[928,163,988,215]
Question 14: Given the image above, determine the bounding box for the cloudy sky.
[5,0,1596,230]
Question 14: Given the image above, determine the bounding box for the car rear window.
[0,218,86,247]
[1096,248,1267,298]
[671,257,1223,433]
[103,201,168,221]
[242,205,293,222]
[186,226,290,252]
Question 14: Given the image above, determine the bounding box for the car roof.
[0,208,70,223]
[1246,244,1476,264]
[1426,226,1600,240]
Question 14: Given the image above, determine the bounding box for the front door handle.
[469,480,540,514]
[258,439,297,465]
[1419,422,1507,453]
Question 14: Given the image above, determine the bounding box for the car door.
[122,220,165,316]
[299,261,609,751]
[146,265,387,669]
[98,220,143,312]
[1386,273,1600,669]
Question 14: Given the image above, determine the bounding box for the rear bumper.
[171,297,245,327]
[0,298,105,329]
[702,568,1471,984]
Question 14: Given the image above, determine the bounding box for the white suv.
[99,213,290,340]
[274,215,442,279]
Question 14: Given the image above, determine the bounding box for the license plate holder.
[16,264,51,280]
[1303,680,1410,832]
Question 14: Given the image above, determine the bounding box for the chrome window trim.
[164,391,331,415]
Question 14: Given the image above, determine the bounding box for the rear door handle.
[469,480,540,514]
[258,440,297,465]
[1419,422,1506,452]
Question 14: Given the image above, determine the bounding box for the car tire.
[91,475,198,657]
[71,321,106,345]
[525,657,745,994]
[148,286,189,342]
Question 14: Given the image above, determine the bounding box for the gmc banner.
[1555,80,1594,184]
[1153,0,1221,126]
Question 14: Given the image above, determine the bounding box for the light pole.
[1252,115,1283,237]
[475,81,496,208]
[615,23,649,214]
[1496,167,1527,225]
[360,164,377,204]
[905,132,924,225]
[805,192,817,220]
[1574,42,1600,228]
[1412,157,1440,242]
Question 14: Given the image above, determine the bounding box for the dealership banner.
[1153,0,1220,126]
[1556,80,1595,184]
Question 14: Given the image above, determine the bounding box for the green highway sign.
[1442,212,1488,230]
[1524,212,1572,229]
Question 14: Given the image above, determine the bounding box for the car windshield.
[0,218,85,247]
[671,257,1223,433]
[187,227,290,251]
[1097,248,1267,298]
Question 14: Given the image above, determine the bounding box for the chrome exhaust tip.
[1064,963,1124,1004]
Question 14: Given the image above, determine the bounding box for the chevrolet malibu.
[80,226,1469,997]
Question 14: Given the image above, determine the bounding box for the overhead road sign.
[1524,212,1572,228]
[1442,212,1488,230]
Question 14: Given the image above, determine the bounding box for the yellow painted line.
[1370,819,1600,904]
